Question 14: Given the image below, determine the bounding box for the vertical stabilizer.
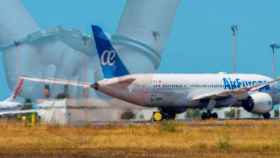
[92,25,129,79]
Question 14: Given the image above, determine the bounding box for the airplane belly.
[148,91,188,107]
[98,85,148,106]
[97,82,189,107]
[129,89,149,106]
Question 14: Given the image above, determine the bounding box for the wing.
[192,77,280,101]
[20,76,92,89]
[10,78,25,100]
[0,109,37,116]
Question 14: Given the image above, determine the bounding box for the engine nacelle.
[242,92,273,114]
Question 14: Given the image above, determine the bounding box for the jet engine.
[242,92,273,114]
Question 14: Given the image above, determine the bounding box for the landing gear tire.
[152,112,163,122]
[263,113,271,119]
[152,111,176,122]
[201,112,218,120]
[201,112,209,120]
[211,113,218,119]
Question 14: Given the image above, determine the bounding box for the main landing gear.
[200,99,218,120]
[201,110,218,120]
[152,111,176,122]
[263,113,271,119]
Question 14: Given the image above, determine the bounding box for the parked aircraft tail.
[91,25,129,79]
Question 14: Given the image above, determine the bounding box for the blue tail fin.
[92,25,129,79]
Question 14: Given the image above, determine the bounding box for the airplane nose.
[91,83,99,90]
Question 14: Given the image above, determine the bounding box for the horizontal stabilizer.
[20,76,91,89]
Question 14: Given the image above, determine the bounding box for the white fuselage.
[96,73,276,108]
[0,100,23,111]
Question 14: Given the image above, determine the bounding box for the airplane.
[0,97,23,111]
[0,79,24,111]
[20,25,280,121]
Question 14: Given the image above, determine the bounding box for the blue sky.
[22,0,280,75]
[1,0,280,98]
[163,0,280,75]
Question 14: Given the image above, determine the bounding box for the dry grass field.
[0,120,279,158]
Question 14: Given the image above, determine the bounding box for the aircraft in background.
[0,79,24,111]
[0,97,23,111]
[21,25,280,121]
